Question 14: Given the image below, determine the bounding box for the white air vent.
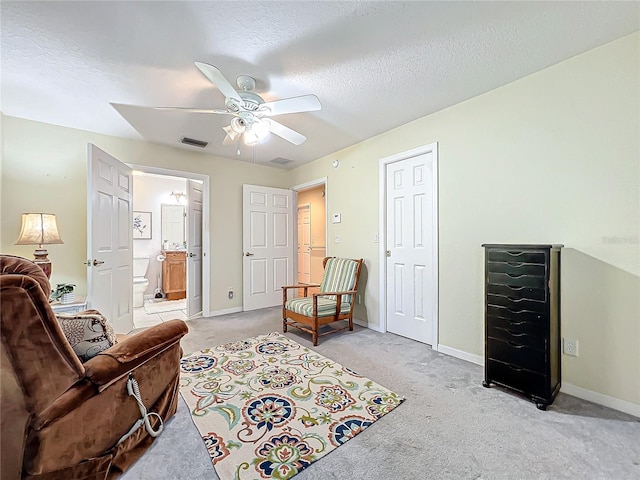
[270,157,294,165]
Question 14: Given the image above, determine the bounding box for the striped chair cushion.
[319,258,359,303]
[285,297,352,318]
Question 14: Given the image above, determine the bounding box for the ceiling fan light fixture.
[223,125,238,140]
[230,117,246,134]
[244,121,270,146]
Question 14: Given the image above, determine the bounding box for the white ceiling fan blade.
[155,106,231,115]
[265,119,307,145]
[195,62,242,103]
[259,94,321,117]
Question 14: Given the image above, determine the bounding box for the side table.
[50,297,87,314]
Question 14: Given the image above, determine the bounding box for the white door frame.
[128,164,211,317]
[292,177,328,283]
[378,143,439,350]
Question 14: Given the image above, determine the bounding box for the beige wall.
[0,117,290,311]
[1,33,637,408]
[289,33,639,406]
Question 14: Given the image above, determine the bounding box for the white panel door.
[243,185,294,311]
[87,144,133,334]
[385,152,434,344]
[187,179,203,318]
[297,204,311,284]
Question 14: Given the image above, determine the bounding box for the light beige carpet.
[123,307,640,480]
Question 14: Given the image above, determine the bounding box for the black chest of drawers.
[481,244,563,410]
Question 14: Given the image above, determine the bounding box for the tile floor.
[133,302,188,329]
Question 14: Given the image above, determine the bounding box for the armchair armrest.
[34,320,188,429]
[84,319,188,388]
[282,284,321,303]
[282,284,320,290]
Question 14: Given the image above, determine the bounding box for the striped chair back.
[319,258,360,303]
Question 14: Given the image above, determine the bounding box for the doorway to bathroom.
[129,165,209,329]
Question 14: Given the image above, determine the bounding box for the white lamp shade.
[15,213,64,246]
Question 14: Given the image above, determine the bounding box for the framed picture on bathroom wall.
[133,211,152,239]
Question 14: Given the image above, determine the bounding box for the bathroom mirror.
[161,204,186,249]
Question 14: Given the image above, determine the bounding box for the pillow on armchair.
[56,309,118,362]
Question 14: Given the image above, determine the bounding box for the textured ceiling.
[2,1,638,168]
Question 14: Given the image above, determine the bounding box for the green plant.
[51,283,76,301]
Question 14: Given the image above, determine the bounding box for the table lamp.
[15,213,64,278]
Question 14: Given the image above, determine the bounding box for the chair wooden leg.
[349,316,354,331]
[283,315,288,333]
[312,318,319,346]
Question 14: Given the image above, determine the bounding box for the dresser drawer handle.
[506,307,525,314]
[506,330,526,337]
[505,273,525,278]
[507,341,525,348]
[506,262,524,267]
[508,320,526,326]
[507,365,524,372]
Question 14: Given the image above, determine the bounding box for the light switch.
[332,213,341,223]
[373,233,379,243]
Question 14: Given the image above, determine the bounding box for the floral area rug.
[179,332,404,480]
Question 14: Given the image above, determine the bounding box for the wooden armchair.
[282,257,363,345]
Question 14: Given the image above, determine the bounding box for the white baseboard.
[207,306,242,317]
[435,344,638,417]
[355,317,384,332]
[437,344,484,366]
[561,382,640,418]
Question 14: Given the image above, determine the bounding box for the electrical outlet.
[228,289,234,300]
[563,338,579,357]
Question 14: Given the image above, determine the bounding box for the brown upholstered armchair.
[0,255,188,480]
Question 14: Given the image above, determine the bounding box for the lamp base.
[33,248,52,279]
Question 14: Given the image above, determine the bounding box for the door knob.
[189,252,196,257]
[245,252,254,256]
[386,250,391,257]
[93,259,104,266]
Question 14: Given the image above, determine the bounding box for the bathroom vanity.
[161,250,186,300]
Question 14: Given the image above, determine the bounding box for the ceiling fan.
[158,62,321,147]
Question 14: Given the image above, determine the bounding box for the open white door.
[87,144,133,333]
[187,179,203,317]
[243,184,294,311]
